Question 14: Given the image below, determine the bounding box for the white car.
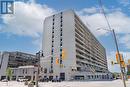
[17,78,28,82]
[1,79,8,82]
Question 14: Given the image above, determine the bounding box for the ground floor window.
[74,75,84,80]
[60,73,65,81]
[12,76,16,80]
[49,76,53,81]
[1,76,6,80]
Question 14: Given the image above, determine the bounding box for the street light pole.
[35,51,42,87]
[112,29,126,87]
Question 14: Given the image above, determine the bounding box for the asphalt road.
[0,80,130,87]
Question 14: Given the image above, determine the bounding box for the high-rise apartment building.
[41,10,112,81]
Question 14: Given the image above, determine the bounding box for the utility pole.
[97,0,127,86]
[35,67,38,87]
[112,29,126,87]
[35,50,44,87]
[35,51,41,87]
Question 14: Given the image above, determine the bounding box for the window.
[53,18,55,21]
[52,34,54,38]
[51,49,54,53]
[60,38,62,41]
[60,49,62,52]
[41,67,43,72]
[60,24,62,27]
[60,53,62,57]
[44,68,47,73]
[25,69,27,74]
[23,69,24,74]
[60,60,62,64]
[60,33,62,36]
[51,60,53,63]
[61,16,63,18]
[60,12,63,65]
[77,67,81,71]
[52,39,54,43]
[52,30,54,33]
[88,75,90,79]
[60,43,62,46]
[49,70,53,73]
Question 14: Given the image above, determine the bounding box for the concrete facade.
[41,10,112,81]
[11,66,38,81]
[0,51,38,80]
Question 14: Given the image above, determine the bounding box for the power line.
[98,0,112,30]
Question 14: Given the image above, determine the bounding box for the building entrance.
[60,73,65,81]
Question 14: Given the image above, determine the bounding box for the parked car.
[17,77,28,82]
[52,78,61,82]
[1,79,8,82]
[40,78,49,82]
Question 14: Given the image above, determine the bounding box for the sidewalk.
[0,80,130,87]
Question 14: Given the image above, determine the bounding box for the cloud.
[1,1,55,37]
[120,34,130,49]
[0,1,56,50]
[77,8,130,36]
[78,7,122,15]
[78,7,99,14]
[119,0,130,6]
[32,37,42,50]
